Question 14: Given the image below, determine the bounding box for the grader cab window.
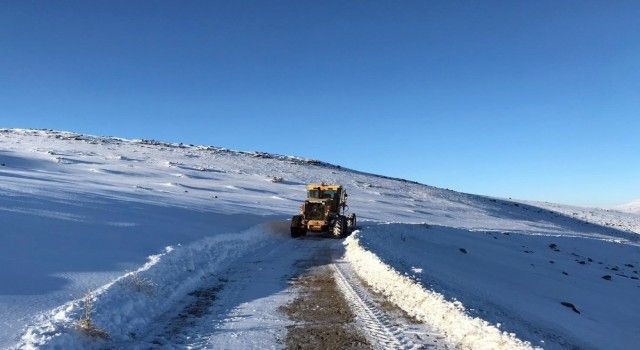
[308,189,337,200]
[321,190,336,199]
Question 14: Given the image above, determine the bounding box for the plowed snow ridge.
[344,232,538,350]
[332,261,447,350]
[18,224,277,349]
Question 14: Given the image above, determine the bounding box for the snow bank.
[344,232,537,350]
[17,222,281,349]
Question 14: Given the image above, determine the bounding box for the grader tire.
[347,213,357,234]
[291,215,305,238]
[333,216,347,238]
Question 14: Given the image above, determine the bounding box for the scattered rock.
[562,271,569,275]
[269,176,284,183]
[625,264,634,268]
[560,302,581,314]
[577,261,586,265]
[523,250,534,254]
[459,248,468,254]
[587,258,593,262]
[602,275,612,281]
[611,266,619,271]
[549,260,555,264]
[548,243,560,251]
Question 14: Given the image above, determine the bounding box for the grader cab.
[290,183,356,238]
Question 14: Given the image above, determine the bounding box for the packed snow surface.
[1,129,639,349]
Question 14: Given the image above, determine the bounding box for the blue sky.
[1,1,639,207]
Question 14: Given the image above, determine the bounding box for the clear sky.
[1,1,639,207]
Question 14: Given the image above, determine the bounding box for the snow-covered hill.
[616,199,640,215]
[519,199,640,234]
[1,129,639,350]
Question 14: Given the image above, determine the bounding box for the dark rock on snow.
[560,302,581,314]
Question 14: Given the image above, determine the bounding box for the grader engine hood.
[303,200,330,220]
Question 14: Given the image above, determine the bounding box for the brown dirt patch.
[280,265,371,350]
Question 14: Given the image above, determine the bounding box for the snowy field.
[1,129,638,349]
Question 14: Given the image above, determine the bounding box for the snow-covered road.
[110,229,450,350]
[134,231,332,349]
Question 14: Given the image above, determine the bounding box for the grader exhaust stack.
[290,183,356,238]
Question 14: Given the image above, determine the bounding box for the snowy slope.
[519,199,640,234]
[616,199,640,215]
[1,129,639,349]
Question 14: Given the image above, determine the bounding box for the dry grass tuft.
[76,293,109,340]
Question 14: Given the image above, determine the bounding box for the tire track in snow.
[332,260,448,350]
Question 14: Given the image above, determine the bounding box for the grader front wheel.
[333,216,348,238]
[347,213,357,233]
[291,215,306,238]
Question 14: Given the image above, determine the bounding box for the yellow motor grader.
[290,183,356,238]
